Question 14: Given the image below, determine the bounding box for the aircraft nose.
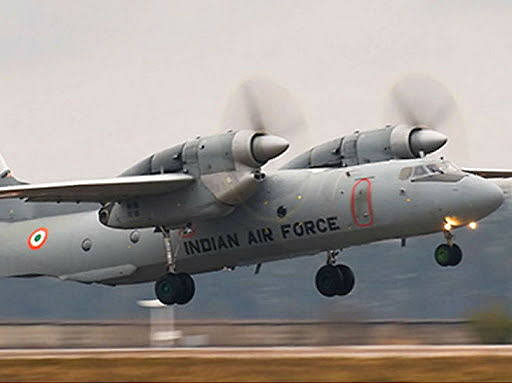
[465,176,504,219]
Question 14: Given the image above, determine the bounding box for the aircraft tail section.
[0,154,24,186]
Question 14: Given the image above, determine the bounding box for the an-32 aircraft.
[0,77,506,305]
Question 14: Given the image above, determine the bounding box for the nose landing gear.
[154,226,196,305]
[434,229,463,267]
[315,250,355,297]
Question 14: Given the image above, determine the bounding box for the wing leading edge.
[0,173,194,203]
[462,168,512,179]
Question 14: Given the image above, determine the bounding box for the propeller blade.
[388,74,457,129]
[222,77,312,167]
[385,74,468,162]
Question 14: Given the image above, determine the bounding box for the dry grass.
[0,356,512,382]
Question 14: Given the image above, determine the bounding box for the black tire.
[336,264,355,296]
[434,244,451,267]
[154,274,179,305]
[447,243,463,266]
[175,273,195,305]
[315,265,340,297]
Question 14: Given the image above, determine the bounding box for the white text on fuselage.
[183,216,341,255]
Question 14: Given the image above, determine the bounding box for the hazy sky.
[1,0,511,182]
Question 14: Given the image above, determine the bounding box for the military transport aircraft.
[0,76,506,305]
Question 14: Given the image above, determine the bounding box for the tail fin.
[0,154,25,186]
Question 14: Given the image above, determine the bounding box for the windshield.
[401,161,466,183]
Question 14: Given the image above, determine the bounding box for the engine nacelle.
[121,130,287,176]
[100,130,288,229]
[283,125,447,169]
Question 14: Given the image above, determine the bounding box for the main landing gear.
[154,227,195,305]
[434,229,463,267]
[155,273,195,305]
[315,250,355,297]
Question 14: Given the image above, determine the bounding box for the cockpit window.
[438,161,463,175]
[413,166,428,177]
[399,167,412,180]
[426,164,443,174]
[404,161,466,183]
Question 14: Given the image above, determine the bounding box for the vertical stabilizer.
[0,154,24,185]
[0,154,10,178]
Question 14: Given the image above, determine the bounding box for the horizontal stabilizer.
[0,173,194,203]
[462,168,512,179]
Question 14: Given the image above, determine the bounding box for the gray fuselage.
[0,158,503,285]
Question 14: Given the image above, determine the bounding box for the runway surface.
[3,346,512,381]
[2,345,512,359]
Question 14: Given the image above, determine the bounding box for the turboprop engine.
[99,130,289,229]
[99,78,305,229]
[283,125,447,169]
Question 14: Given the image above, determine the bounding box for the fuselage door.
[351,178,374,227]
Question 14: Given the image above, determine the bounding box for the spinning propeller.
[221,74,467,167]
[386,74,468,161]
[222,77,312,167]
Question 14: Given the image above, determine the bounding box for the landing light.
[444,216,460,226]
[468,221,478,230]
[444,223,452,231]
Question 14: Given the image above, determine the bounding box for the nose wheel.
[315,250,355,297]
[434,243,462,267]
[434,229,463,267]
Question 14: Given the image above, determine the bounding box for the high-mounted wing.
[0,173,194,203]
[462,168,512,179]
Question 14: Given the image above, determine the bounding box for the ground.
[2,355,512,382]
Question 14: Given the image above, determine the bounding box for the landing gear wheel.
[336,265,355,296]
[435,243,463,267]
[434,244,451,266]
[315,265,339,297]
[154,273,195,305]
[175,273,195,305]
[155,274,179,305]
[447,243,462,266]
[315,264,355,297]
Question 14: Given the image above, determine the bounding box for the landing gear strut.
[154,226,195,305]
[434,229,463,267]
[315,250,355,297]
[161,226,175,273]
